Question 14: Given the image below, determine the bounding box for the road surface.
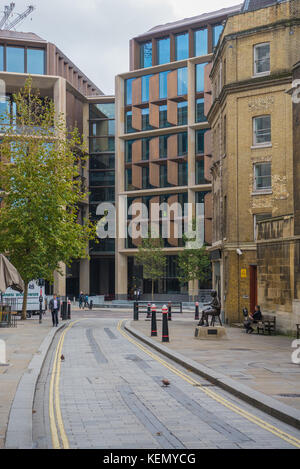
[32,314,300,449]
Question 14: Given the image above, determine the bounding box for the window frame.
[253,162,272,192]
[253,42,270,77]
[253,115,271,147]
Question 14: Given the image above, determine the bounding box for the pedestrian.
[244,305,262,334]
[84,294,89,309]
[79,291,84,309]
[49,294,60,327]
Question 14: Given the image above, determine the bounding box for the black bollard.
[168,301,172,321]
[67,300,71,319]
[133,301,139,321]
[61,301,67,320]
[151,304,157,336]
[195,301,199,320]
[162,304,169,342]
[146,302,151,319]
[39,295,43,324]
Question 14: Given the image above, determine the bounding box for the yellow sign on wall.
[241,269,247,278]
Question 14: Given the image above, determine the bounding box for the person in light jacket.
[49,294,60,327]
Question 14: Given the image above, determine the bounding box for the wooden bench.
[256,315,276,335]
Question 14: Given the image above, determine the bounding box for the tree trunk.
[21,282,28,320]
[152,280,154,302]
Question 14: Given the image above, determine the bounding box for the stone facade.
[207,0,300,326]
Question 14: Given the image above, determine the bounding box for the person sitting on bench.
[244,305,262,334]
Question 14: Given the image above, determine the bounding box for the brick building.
[207,0,300,326]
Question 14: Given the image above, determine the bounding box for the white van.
[3,280,46,317]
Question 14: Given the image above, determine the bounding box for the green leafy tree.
[0,78,96,319]
[177,218,212,300]
[135,235,167,300]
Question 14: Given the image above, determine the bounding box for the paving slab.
[0,313,66,448]
[128,316,300,414]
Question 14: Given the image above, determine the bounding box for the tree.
[0,78,96,319]
[177,218,212,300]
[135,236,167,300]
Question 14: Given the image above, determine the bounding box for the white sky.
[2,0,241,94]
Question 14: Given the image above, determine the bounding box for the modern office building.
[115,5,242,300]
[0,30,104,298]
[207,0,300,327]
[87,95,116,298]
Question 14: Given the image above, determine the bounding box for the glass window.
[177,101,187,126]
[159,71,169,99]
[194,29,208,57]
[178,162,187,186]
[196,63,207,93]
[195,159,205,185]
[90,120,115,136]
[89,171,115,186]
[196,98,206,123]
[125,168,133,191]
[7,46,24,73]
[254,43,270,75]
[253,115,271,145]
[89,187,115,202]
[90,154,115,170]
[125,78,134,106]
[89,137,115,153]
[27,49,45,75]
[159,135,168,158]
[0,46,4,71]
[0,96,11,129]
[125,140,134,163]
[212,24,224,48]
[254,163,271,190]
[140,41,152,68]
[142,166,149,189]
[175,33,189,61]
[159,164,167,187]
[177,67,188,96]
[196,129,208,154]
[159,105,172,128]
[90,102,115,119]
[125,111,134,133]
[178,132,187,156]
[142,108,152,131]
[141,75,152,102]
[157,37,170,64]
[142,138,150,160]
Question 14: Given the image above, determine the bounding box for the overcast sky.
[4,0,240,94]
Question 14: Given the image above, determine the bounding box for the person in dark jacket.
[49,294,60,327]
[79,291,84,309]
[244,305,262,333]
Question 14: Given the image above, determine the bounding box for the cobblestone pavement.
[33,316,300,449]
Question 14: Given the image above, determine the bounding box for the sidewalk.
[0,314,60,448]
[129,315,300,412]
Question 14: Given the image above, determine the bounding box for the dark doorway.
[250,265,257,314]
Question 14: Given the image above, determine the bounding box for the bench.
[256,315,276,335]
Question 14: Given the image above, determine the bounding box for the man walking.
[49,294,60,327]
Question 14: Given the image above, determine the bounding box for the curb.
[5,321,68,449]
[124,322,300,431]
